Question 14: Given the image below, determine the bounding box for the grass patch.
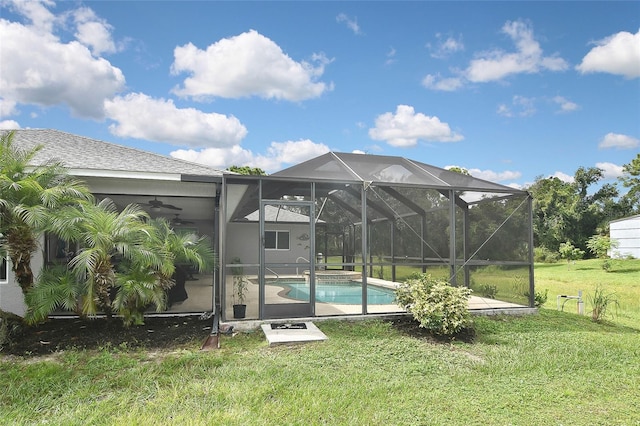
[2,310,639,425]
[535,258,640,328]
[2,259,638,424]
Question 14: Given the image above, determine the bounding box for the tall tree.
[528,165,631,255]
[0,131,92,295]
[528,176,578,252]
[619,154,640,213]
[227,165,267,176]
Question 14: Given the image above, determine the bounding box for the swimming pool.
[280,281,397,305]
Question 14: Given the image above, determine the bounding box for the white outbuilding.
[609,214,640,259]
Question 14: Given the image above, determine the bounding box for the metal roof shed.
[609,215,640,259]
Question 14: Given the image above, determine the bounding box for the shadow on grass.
[607,267,640,274]
[476,308,640,336]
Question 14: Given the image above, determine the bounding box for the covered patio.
[221,152,535,322]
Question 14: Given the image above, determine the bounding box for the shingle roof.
[244,205,323,223]
[6,129,223,177]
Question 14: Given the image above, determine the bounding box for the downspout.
[202,186,222,350]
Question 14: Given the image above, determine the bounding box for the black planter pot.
[233,304,246,319]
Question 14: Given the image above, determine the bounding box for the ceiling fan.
[171,214,194,226]
[143,196,182,211]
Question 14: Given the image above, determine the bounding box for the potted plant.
[231,257,248,318]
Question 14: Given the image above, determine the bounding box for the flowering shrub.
[396,274,473,336]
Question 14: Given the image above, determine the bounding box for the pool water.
[282,281,396,305]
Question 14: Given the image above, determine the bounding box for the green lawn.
[2,259,639,425]
[534,258,640,328]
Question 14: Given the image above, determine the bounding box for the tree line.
[527,154,640,258]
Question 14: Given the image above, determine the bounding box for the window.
[265,231,290,250]
[1,256,7,283]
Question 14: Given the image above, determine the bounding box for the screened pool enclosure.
[221,152,534,321]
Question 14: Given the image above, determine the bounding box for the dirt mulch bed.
[2,315,215,356]
[2,315,474,357]
[389,316,476,344]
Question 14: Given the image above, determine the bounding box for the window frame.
[0,256,8,284]
[264,230,290,250]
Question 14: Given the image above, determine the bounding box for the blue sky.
[1,1,639,189]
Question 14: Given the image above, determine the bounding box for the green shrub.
[479,284,498,299]
[524,288,549,307]
[559,242,585,266]
[588,284,619,322]
[396,274,473,336]
[586,235,617,259]
[534,247,560,263]
[601,259,613,272]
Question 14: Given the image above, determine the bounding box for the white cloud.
[447,165,522,183]
[513,95,536,116]
[429,33,464,59]
[264,139,330,166]
[598,132,640,149]
[0,120,21,129]
[72,7,118,56]
[577,29,640,78]
[496,104,512,117]
[170,145,255,170]
[422,74,464,91]
[505,182,525,190]
[552,171,574,183]
[5,0,57,34]
[497,95,536,117]
[170,139,330,173]
[0,4,125,119]
[104,93,247,147]
[171,30,333,101]
[552,96,579,113]
[0,98,19,117]
[466,21,568,83]
[596,162,625,179]
[424,20,567,91]
[336,13,362,35]
[385,47,396,65]
[467,168,522,182]
[369,105,463,147]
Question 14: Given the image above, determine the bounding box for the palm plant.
[25,265,85,324]
[32,202,216,325]
[148,217,215,276]
[112,263,167,326]
[0,130,92,295]
[47,198,161,318]
[112,218,215,325]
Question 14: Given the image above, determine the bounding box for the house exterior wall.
[609,215,640,259]
[225,222,311,274]
[226,222,260,265]
[0,258,28,316]
[0,236,45,316]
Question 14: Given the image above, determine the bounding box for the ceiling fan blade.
[163,204,182,211]
[171,214,193,226]
[143,197,182,210]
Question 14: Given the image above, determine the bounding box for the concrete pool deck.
[225,275,536,323]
